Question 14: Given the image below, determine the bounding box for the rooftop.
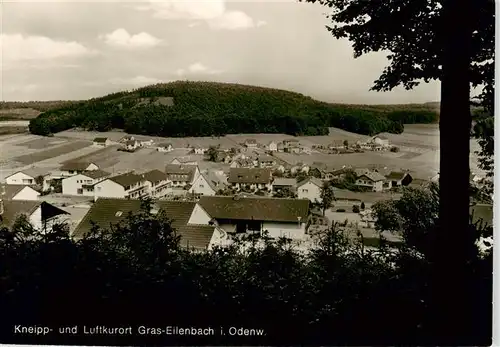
[272,178,297,187]
[73,198,215,249]
[143,169,168,184]
[297,177,324,188]
[108,172,146,188]
[198,195,310,223]
[93,137,108,143]
[165,164,196,182]
[0,201,68,229]
[80,170,110,179]
[60,161,96,172]
[228,168,272,184]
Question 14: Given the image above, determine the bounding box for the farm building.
[355,172,386,192]
[123,140,140,152]
[170,157,198,166]
[157,143,173,153]
[93,137,111,147]
[272,178,297,193]
[165,164,199,187]
[244,139,258,148]
[268,141,278,152]
[283,139,301,153]
[371,135,390,147]
[228,168,273,192]
[197,195,311,240]
[297,177,323,203]
[73,198,220,251]
[119,135,135,143]
[0,200,69,231]
[230,158,254,169]
[385,171,413,188]
[93,172,149,201]
[143,169,171,199]
[60,161,99,177]
[62,170,111,196]
[189,170,227,196]
[0,184,40,201]
[140,139,154,147]
[256,154,277,168]
[192,146,208,155]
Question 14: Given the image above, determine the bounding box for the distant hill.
[24,81,439,137]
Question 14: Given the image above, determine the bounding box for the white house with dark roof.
[62,170,111,196]
[272,178,297,193]
[228,168,273,192]
[244,139,258,148]
[0,184,40,201]
[73,198,221,250]
[165,164,199,187]
[93,137,111,147]
[297,177,324,203]
[170,157,198,166]
[123,139,140,152]
[0,199,69,232]
[157,143,173,153]
[143,169,171,198]
[60,161,99,177]
[93,172,149,201]
[189,170,227,196]
[196,195,311,240]
[355,172,386,192]
[385,171,413,188]
[268,141,278,152]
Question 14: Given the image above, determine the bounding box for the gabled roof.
[78,170,110,180]
[157,142,173,148]
[245,139,257,144]
[172,157,196,164]
[257,154,275,163]
[60,161,96,171]
[7,167,52,179]
[272,178,297,187]
[0,201,68,229]
[297,177,324,188]
[73,198,215,249]
[198,196,310,223]
[93,137,108,143]
[0,184,38,200]
[165,164,196,182]
[374,135,389,140]
[197,171,227,192]
[108,172,145,188]
[125,140,138,146]
[228,168,272,184]
[386,171,409,180]
[359,172,386,182]
[143,169,167,184]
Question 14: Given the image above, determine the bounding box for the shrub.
[352,205,360,213]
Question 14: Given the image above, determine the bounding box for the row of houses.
[72,195,312,250]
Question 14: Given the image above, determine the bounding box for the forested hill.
[27,81,438,137]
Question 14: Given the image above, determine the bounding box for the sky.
[0,0,441,104]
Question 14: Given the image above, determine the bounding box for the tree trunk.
[433,0,473,343]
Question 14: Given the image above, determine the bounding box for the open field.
[12,141,91,165]
[0,108,41,119]
[0,126,29,135]
[14,137,68,150]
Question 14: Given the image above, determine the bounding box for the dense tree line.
[0,191,492,346]
[28,81,438,137]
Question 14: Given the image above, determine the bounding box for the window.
[302,189,308,193]
[77,188,83,195]
[199,184,204,188]
[97,187,102,191]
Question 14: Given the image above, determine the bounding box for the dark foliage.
[29,81,438,137]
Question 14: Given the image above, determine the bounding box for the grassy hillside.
[26,81,438,137]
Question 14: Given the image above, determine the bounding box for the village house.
[371,135,390,147]
[297,177,324,203]
[268,141,278,152]
[62,170,111,196]
[192,146,208,155]
[277,142,285,152]
[119,135,135,143]
[300,144,312,154]
[244,139,258,148]
[256,154,277,168]
[157,143,173,153]
[0,199,69,232]
[230,158,254,169]
[385,171,413,188]
[143,169,171,199]
[355,172,386,192]
[4,167,53,192]
[140,139,154,147]
[359,209,377,228]
[93,137,111,147]
[309,162,335,179]
[72,198,220,251]
[0,184,40,201]
[283,139,301,153]
[272,178,297,193]
[165,164,199,187]
[189,170,227,196]
[290,164,310,175]
[170,157,198,166]
[60,161,99,177]
[228,168,273,192]
[123,139,140,152]
[93,172,149,201]
[196,195,311,240]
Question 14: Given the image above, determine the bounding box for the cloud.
[1,33,94,63]
[99,28,162,49]
[4,84,39,93]
[109,76,165,86]
[176,63,223,76]
[138,0,265,30]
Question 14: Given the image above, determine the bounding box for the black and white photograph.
[0,0,495,345]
